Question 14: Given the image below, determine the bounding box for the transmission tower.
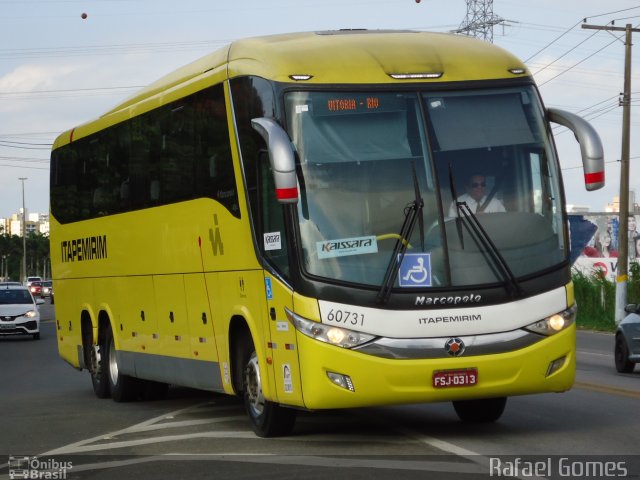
[456,0,504,43]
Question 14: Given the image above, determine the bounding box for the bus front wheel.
[243,349,296,437]
[452,397,507,423]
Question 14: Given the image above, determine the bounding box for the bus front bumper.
[295,324,575,410]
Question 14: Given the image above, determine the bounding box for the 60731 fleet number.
[325,309,365,327]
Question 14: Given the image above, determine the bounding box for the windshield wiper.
[455,202,524,299]
[377,162,424,304]
[448,163,465,249]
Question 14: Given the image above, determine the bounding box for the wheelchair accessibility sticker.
[398,253,432,287]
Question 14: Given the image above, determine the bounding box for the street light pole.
[19,177,27,284]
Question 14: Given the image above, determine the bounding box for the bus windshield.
[284,86,566,288]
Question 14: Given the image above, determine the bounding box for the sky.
[1,0,639,219]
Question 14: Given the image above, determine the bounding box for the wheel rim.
[245,353,265,416]
[90,344,102,376]
[108,337,119,386]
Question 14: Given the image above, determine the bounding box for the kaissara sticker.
[317,235,378,259]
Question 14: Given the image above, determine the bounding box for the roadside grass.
[574,262,640,332]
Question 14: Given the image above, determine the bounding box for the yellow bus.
[50,30,604,437]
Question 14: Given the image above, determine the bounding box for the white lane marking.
[38,399,548,479]
[45,431,259,455]
[41,401,228,455]
[577,349,612,358]
[395,428,548,480]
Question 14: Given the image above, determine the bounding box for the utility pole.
[19,177,27,284]
[582,23,640,324]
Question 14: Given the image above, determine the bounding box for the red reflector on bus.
[276,187,298,200]
[584,171,604,184]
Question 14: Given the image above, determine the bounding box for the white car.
[26,276,42,286]
[0,285,44,340]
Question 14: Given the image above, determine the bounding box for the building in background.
[605,191,639,214]
[0,210,49,237]
[0,210,50,282]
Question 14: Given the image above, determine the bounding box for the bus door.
[258,152,304,406]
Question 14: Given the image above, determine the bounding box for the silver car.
[0,285,44,340]
[615,304,640,373]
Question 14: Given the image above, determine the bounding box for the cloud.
[0,63,80,92]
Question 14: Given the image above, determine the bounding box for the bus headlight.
[286,309,376,348]
[524,303,576,336]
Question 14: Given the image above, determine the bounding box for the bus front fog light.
[327,372,355,392]
[546,356,566,377]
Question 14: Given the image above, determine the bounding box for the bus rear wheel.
[90,341,110,399]
[243,349,296,437]
[452,397,507,423]
[105,325,142,402]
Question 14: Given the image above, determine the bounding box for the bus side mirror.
[547,108,605,191]
[251,117,299,204]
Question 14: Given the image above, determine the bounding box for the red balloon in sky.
[81,12,88,19]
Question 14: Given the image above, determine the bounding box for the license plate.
[432,368,478,388]
[0,324,13,329]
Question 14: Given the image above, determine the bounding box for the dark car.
[614,304,640,373]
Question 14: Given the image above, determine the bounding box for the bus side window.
[196,84,238,216]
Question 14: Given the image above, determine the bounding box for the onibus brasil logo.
[8,456,72,479]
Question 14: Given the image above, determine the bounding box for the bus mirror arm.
[251,117,299,204]
[547,108,605,191]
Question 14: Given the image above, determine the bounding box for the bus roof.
[113,30,528,113]
[55,30,529,146]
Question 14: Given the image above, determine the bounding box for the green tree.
[0,233,24,281]
[26,232,51,278]
[0,232,50,281]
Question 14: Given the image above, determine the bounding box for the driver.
[448,173,505,217]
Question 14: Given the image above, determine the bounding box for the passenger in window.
[448,173,505,217]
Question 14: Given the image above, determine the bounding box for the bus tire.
[614,335,635,373]
[105,324,142,402]
[243,349,296,437]
[90,338,110,399]
[452,397,507,423]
